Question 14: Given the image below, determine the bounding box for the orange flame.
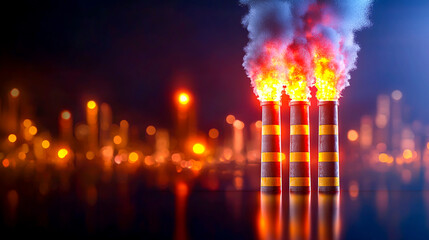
[314,53,339,101]
[252,43,287,102]
[285,64,309,101]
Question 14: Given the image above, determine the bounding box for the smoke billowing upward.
[241,0,373,101]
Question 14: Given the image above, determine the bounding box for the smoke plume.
[241,0,373,101]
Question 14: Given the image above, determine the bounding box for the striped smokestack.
[318,101,339,192]
[261,101,282,193]
[289,101,310,192]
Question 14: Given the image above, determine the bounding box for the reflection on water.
[256,192,339,240]
[318,193,340,240]
[289,193,310,240]
[259,193,282,240]
[174,182,189,240]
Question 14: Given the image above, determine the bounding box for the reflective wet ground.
[1,161,429,239]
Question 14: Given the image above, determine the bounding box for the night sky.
[1,0,429,133]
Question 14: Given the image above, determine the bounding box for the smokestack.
[318,101,339,192]
[261,101,282,193]
[289,100,310,192]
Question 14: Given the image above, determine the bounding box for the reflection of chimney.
[318,101,339,192]
[260,101,282,193]
[318,193,340,240]
[259,193,282,240]
[289,101,310,192]
[289,193,310,240]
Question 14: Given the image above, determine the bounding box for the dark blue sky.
[0,0,428,132]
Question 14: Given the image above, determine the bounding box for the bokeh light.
[129,152,139,163]
[8,134,17,143]
[192,143,205,155]
[2,159,10,168]
[29,126,38,135]
[347,129,359,142]
[23,119,32,128]
[391,90,402,101]
[178,92,190,105]
[61,110,71,120]
[113,135,122,145]
[86,151,95,160]
[208,128,219,139]
[87,100,97,109]
[233,120,244,130]
[42,140,50,149]
[146,125,156,135]
[226,115,235,124]
[58,148,68,159]
[10,88,20,98]
[403,149,412,159]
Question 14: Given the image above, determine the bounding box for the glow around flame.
[285,65,310,101]
[314,53,339,101]
[241,1,373,102]
[252,43,287,102]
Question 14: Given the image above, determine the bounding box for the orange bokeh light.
[403,149,412,160]
[87,100,97,110]
[113,135,122,145]
[178,93,190,105]
[29,126,38,136]
[347,130,359,142]
[192,143,205,155]
[23,119,32,128]
[10,88,20,98]
[226,115,235,124]
[146,125,156,135]
[208,128,219,139]
[2,159,10,168]
[42,140,50,149]
[129,152,139,163]
[61,110,71,120]
[233,120,245,130]
[8,134,17,143]
[58,148,68,159]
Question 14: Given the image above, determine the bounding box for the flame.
[285,65,309,101]
[251,43,287,102]
[314,53,338,101]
